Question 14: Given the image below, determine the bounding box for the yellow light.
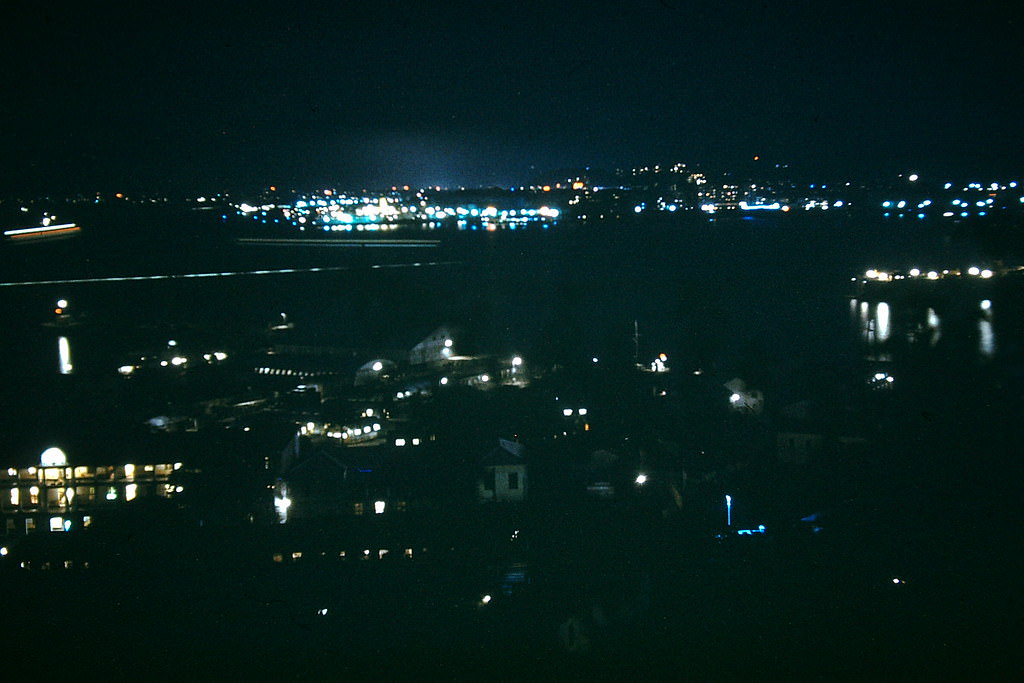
[542,185,551,192]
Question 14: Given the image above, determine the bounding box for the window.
[508,472,520,490]
[483,474,495,491]
[25,518,36,532]
[353,503,364,516]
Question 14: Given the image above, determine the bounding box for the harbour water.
[1,209,1021,676]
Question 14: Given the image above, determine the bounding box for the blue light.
[737,525,766,536]
[978,211,987,216]
[917,213,925,219]
[961,212,969,217]
[884,212,890,217]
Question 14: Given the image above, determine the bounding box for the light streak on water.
[0,261,458,288]
[875,302,890,342]
[979,319,996,358]
[58,336,73,375]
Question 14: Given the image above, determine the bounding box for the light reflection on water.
[58,336,73,375]
[875,302,890,343]
[853,296,998,362]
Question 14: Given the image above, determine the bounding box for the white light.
[908,174,919,182]
[0,547,7,556]
[56,299,68,309]
[909,268,920,277]
[318,608,328,616]
[372,423,381,431]
[40,447,67,467]
[481,594,492,605]
[213,351,227,361]
[58,336,72,374]
[578,408,588,416]
[362,426,372,434]
[927,271,939,280]
[980,269,993,279]
[562,408,573,417]
[981,299,992,311]
[511,356,523,366]
[170,356,187,366]
[729,393,741,403]
[374,500,386,514]
[635,474,648,485]
[480,374,489,383]
[439,377,448,385]
[443,339,453,348]
[125,483,138,501]
[124,463,135,478]
[372,361,383,372]
[395,438,407,446]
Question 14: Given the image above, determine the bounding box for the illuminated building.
[0,447,186,536]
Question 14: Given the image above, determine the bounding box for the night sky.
[2,0,1022,193]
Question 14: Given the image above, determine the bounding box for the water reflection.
[979,300,995,358]
[875,302,890,343]
[58,336,73,375]
[979,319,996,358]
[853,296,998,362]
[926,307,941,347]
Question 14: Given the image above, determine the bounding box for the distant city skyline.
[2,1,1022,194]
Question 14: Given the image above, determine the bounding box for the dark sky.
[2,0,1022,193]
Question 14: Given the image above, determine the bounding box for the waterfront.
[1,209,1022,677]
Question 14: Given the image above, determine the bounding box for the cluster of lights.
[119,347,228,376]
[863,266,995,282]
[882,179,1021,219]
[235,191,562,231]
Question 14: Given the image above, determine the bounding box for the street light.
[725,494,732,526]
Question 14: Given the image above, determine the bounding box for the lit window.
[29,486,39,505]
[50,517,65,532]
[9,488,18,506]
[291,552,302,560]
[25,518,36,532]
[353,503,364,516]
[125,484,138,501]
[83,516,92,528]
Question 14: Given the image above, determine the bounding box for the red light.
[54,308,63,315]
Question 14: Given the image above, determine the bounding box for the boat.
[3,222,82,243]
